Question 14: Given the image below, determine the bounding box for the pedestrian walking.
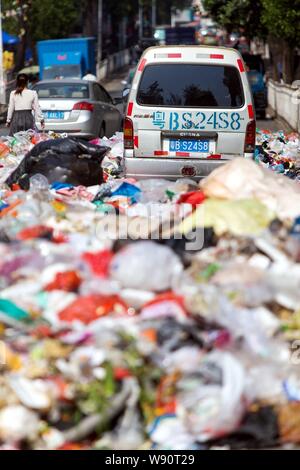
[6,73,44,136]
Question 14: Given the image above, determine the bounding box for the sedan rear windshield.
[137,64,244,108]
[35,83,89,99]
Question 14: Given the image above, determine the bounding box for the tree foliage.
[204,0,300,43]
[203,0,265,39]
[204,0,300,82]
[29,0,81,41]
[1,0,202,70]
[3,0,81,41]
[261,0,300,44]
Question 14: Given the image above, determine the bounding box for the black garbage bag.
[6,138,110,189]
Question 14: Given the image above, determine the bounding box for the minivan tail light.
[247,104,255,119]
[124,117,134,149]
[73,102,94,112]
[244,120,256,153]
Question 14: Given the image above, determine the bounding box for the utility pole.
[96,0,102,79]
[138,0,143,41]
[0,0,5,104]
[151,0,156,35]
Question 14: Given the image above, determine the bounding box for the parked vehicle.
[247,70,267,119]
[37,38,96,80]
[34,79,122,139]
[243,54,267,119]
[123,46,256,180]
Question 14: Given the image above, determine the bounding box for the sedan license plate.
[169,139,209,153]
[45,111,64,120]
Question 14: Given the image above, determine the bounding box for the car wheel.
[99,123,106,138]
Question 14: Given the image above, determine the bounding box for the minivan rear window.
[137,64,244,108]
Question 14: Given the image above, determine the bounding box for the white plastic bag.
[176,351,246,442]
[110,241,183,291]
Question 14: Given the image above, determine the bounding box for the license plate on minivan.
[169,139,209,153]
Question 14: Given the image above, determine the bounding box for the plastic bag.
[110,241,183,291]
[176,351,246,442]
[6,138,110,189]
[0,405,40,442]
[0,142,10,158]
[200,157,300,220]
[82,249,114,278]
[58,294,129,324]
[179,198,274,236]
[138,179,172,203]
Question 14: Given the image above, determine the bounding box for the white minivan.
[123,46,256,179]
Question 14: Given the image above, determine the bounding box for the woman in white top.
[6,73,45,136]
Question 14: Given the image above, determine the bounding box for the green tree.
[203,0,265,39]
[261,0,300,83]
[29,0,81,41]
[3,0,80,70]
[204,0,300,83]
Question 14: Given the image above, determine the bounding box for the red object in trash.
[143,291,186,310]
[82,249,113,277]
[45,271,82,292]
[114,367,132,380]
[177,191,206,209]
[30,325,54,338]
[141,291,188,321]
[58,294,129,324]
[57,443,85,450]
[156,374,179,415]
[17,225,54,240]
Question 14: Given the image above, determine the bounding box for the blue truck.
[37,37,96,80]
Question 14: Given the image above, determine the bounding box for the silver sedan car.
[34,79,122,139]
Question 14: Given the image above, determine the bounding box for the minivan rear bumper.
[124,155,253,180]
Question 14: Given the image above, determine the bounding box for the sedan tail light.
[124,117,134,149]
[244,120,256,153]
[73,101,94,112]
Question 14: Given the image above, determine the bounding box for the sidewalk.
[257,106,295,133]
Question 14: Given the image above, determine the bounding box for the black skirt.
[9,110,35,136]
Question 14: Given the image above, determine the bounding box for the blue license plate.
[169,139,209,153]
[45,111,64,120]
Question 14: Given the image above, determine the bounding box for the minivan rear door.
[132,62,249,159]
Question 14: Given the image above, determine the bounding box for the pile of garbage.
[255,129,300,180]
[0,131,68,186]
[0,145,300,449]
